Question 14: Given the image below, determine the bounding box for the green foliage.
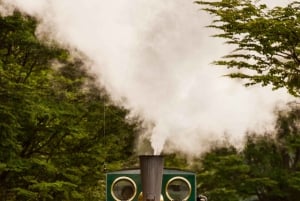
[197,145,249,201]
[0,11,139,201]
[195,103,300,201]
[194,1,300,199]
[196,0,300,96]
[164,153,190,170]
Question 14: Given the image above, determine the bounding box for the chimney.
[139,155,164,201]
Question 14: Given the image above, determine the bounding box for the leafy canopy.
[196,103,300,201]
[196,0,300,96]
[0,11,139,201]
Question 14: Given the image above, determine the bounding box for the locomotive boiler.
[106,155,205,201]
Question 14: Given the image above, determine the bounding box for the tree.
[197,143,249,201]
[196,0,300,96]
[0,11,139,201]
[241,103,300,201]
[195,103,300,201]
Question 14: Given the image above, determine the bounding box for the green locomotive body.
[106,168,196,201]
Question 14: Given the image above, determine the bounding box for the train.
[106,155,207,201]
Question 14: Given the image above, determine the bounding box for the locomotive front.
[106,155,198,201]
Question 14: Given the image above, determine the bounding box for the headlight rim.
[111,176,137,201]
[165,176,192,201]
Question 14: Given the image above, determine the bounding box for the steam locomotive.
[106,155,207,201]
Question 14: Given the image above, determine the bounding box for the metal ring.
[165,176,192,201]
[111,176,137,201]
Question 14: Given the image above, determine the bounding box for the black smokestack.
[139,155,164,201]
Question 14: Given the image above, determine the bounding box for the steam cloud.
[2,0,293,156]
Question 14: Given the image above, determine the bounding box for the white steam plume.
[2,0,294,156]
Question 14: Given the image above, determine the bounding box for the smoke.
[2,0,294,156]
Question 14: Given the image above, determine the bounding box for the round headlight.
[111,177,137,201]
[166,177,191,201]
